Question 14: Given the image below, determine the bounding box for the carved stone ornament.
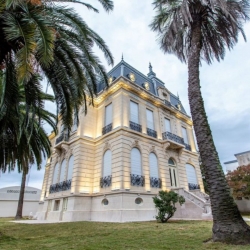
[129,73,136,82]
[103,141,111,152]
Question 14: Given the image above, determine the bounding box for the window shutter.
[59,160,66,182]
[182,127,188,143]
[131,148,142,175]
[105,103,112,126]
[53,163,59,184]
[103,150,112,177]
[185,164,197,184]
[149,153,158,178]
[67,155,74,180]
[146,109,154,129]
[165,118,171,132]
[130,101,139,123]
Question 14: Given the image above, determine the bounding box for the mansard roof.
[97,59,187,114]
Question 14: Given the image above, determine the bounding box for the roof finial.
[149,62,152,72]
[177,92,179,99]
[122,53,124,61]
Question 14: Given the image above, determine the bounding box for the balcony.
[147,128,157,138]
[164,100,171,107]
[130,121,142,132]
[185,143,191,151]
[162,131,184,144]
[100,175,112,188]
[55,134,69,145]
[150,177,162,188]
[188,183,200,190]
[131,174,145,187]
[102,123,112,135]
[49,179,71,194]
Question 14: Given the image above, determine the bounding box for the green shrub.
[153,190,185,223]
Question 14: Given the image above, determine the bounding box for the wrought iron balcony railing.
[100,175,112,188]
[131,174,145,187]
[130,121,142,132]
[147,128,157,138]
[164,100,171,107]
[162,131,184,145]
[188,183,200,190]
[55,134,69,145]
[150,177,162,188]
[102,123,112,135]
[185,143,191,151]
[49,179,71,194]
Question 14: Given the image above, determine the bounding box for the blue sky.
[1,0,250,189]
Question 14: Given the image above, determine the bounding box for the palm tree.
[0,0,114,133]
[0,71,57,219]
[151,0,250,244]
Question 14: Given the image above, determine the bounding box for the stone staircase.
[172,188,212,220]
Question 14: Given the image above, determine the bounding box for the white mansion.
[37,59,211,222]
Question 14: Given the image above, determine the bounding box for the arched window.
[168,158,178,187]
[185,164,199,190]
[67,155,74,180]
[149,153,158,178]
[131,148,142,176]
[53,163,59,184]
[59,160,66,182]
[103,150,112,177]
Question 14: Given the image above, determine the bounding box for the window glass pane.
[130,101,139,123]
[165,118,171,132]
[169,168,172,186]
[53,163,59,184]
[103,150,112,177]
[185,164,198,184]
[149,153,158,178]
[168,158,175,166]
[146,109,154,129]
[67,155,74,180]
[105,103,112,126]
[131,148,142,175]
[182,127,188,144]
[59,160,66,182]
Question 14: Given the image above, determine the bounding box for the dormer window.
[143,82,150,90]
[129,73,136,82]
[108,76,113,85]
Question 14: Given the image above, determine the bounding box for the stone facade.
[37,60,211,222]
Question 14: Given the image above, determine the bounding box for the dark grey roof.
[235,150,250,156]
[224,160,238,164]
[98,60,187,114]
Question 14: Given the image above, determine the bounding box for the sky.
[1,0,250,189]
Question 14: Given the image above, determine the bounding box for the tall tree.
[0,0,114,136]
[151,0,250,244]
[0,70,56,219]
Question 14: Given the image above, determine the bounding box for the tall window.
[130,101,139,124]
[53,163,59,184]
[103,150,112,177]
[131,148,142,176]
[149,153,158,178]
[146,109,154,130]
[182,127,188,144]
[59,160,66,182]
[72,112,78,132]
[165,118,171,132]
[105,103,112,126]
[67,155,74,180]
[168,158,178,187]
[185,164,198,189]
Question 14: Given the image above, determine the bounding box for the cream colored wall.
[41,79,203,203]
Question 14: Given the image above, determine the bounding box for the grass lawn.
[0,218,250,250]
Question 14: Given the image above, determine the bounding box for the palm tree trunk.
[15,169,27,220]
[187,18,250,244]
